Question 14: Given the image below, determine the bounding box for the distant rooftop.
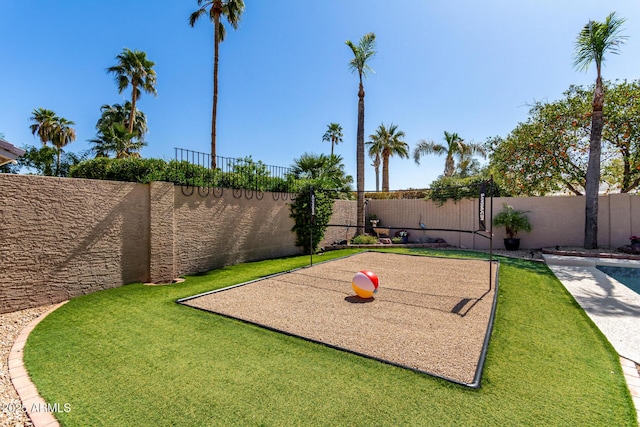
[0,137,25,166]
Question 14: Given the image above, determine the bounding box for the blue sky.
[2,1,640,190]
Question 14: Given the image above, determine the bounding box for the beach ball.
[352,270,379,298]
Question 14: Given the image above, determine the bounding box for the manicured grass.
[24,249,636,426]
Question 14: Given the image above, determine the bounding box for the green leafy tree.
[574,11,627,248]
[490,80,640,196]
[189,0,245,168]
[322,123,343,157]
[414,131,485,177]
[600,80,640,193]
[106,48,157,135]
[428,172,504,205]
[14,145,87,177]
[289,184,334,255]
[346,32,376,235]
[489,93,590,196]
[366,123,409,191]
[29,108,57,147]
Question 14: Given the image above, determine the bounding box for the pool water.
[596,265,640,295]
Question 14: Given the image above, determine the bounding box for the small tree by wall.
[290,184,334,254]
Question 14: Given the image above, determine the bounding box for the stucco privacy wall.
[173,188,299,275]
[322,193,639,250]
[1,175,150,313]
[0,174,300,314]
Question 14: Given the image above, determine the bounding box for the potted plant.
[395,230,410,244]
[493,204,532,251]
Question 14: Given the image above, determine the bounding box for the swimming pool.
[596,265,640,295]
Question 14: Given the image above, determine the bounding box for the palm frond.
[573,12,627,73]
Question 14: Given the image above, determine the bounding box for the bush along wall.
[290,184,333,255]
[69,157,297,192]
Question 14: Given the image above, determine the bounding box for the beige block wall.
[149,182,176,283]
[320,200,358,247]
[329,193,640,250]
[173,188,300,276]
[0,175,301,314]
[2,171,636,314]
[0,175,150,313]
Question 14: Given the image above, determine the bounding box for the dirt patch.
[182,252,498,386]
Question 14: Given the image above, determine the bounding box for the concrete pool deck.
[543,254,640,424]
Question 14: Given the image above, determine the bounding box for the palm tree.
[189,0,245,168]
[29,108,57,146]
[368,143,382,192]
[106,48,157,135]
[367,123,409,191]
[96,102,148,140]
[50,117,76,176]
[90,123,146,159]
[322,123,343,157]
[291,152,353,193]
[346,32,376,234]
[574,12,627,249]
[414,131,485,177]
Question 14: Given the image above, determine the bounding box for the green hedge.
[69,158,297,192]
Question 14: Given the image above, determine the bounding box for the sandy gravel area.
[184,252,498,386]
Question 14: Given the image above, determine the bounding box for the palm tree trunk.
[56,150,61,177]
[356,82,365,235]
[584,76,605,249]
[444,154,455,177]
[211,13,220,170]
[382,152,390,191]
[373,157,380,192]
[129,84,138,135]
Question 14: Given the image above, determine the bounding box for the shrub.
[351,234,378,245]
[70,158,168,183]
[290,184,334,255]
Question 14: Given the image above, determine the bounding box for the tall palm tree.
[29,108,57,146]
[50,117,76,176]
[322,123,343,157]
[189,0,245,169]
[346,32,376,235]
[367,123,409,191]
[574,12,627,249]
[106,48,157,135]
[413,131,485,177]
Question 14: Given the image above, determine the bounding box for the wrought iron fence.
[173,148,296,197]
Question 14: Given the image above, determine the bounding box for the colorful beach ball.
[352,270,379,298]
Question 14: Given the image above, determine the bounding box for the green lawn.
[24,249,636,426]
